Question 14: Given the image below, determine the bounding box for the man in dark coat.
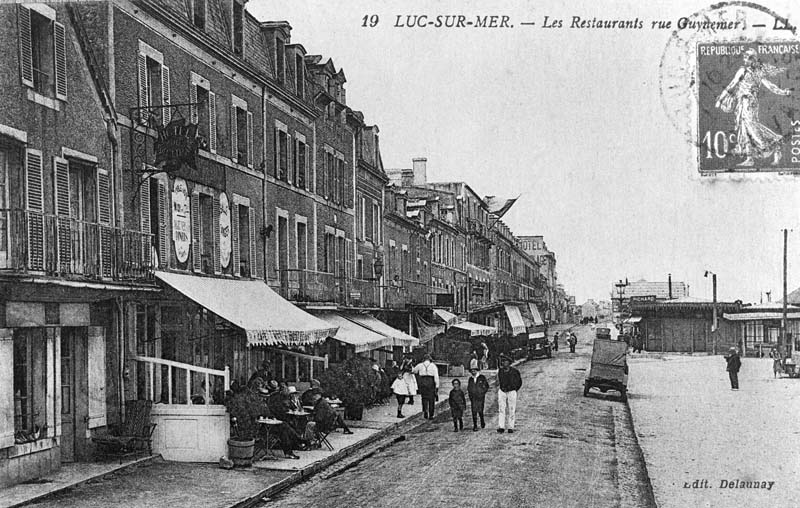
[497,354,522,433]
[467,366,490,431]
[725,347,742,390]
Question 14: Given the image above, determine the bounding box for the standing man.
[725,347,741,390]
[413,354,440,419]
[553,332,560,352]
[568,333,577,353]
[467,366,490,431]
[497,354,522,433]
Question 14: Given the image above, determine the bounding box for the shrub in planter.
[317,358,377,419]
[224,389,269,466]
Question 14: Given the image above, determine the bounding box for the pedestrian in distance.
[568,333,577,353]
[448,379,467,432]
[400,355,417,405]
[467,366,490,431]
[725,347,741,390]
[413,353,440,419]
[480,342,489,370]
[497,354,522,433]
[553,332,560,352]
[391,371,411,418]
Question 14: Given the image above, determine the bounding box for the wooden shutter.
[0,329,14,448]
[139,176,151,267]
[212,194,221,274]
[157,180,169,268]
[190,193,201,272]
[18,5,33,87]
[97,169,113,278]
[246,111,253,168]
[208,91,217,153]
[304,143,310,190]
[137,53,149,110]
[53,157,71,272]
[273,128,279,179]
[54,21,67,100]
[26,149,44,271]
[161,65,171,124]
[231,204,240,276]
[230,104,238,163]
[249,207,258,278]
[189,83,198,124]
[87,326,107,430]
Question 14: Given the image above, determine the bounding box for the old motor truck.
[584,327,628,401]
[527,329,552,359]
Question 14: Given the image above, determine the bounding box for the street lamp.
[615,279,628,329]
[704,270,718,354]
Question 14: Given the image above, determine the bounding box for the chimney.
[412,157,427,186]
[668,273,672,299]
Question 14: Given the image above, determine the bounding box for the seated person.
[287,386,304,412]
[266,382,302,458]
[301,379,325,407]
[311,393,353,435]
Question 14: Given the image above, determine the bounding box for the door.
[60,328,76,462]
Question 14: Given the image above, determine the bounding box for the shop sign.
[172,178,191,263]
[219,192,231,268]
[154,118,200,173]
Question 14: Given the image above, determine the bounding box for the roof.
[154,271,336,347]
[778,287,800,305]
[432,309,458,326]
[614,280,688,300]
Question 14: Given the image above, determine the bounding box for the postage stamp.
[697,42,800,173]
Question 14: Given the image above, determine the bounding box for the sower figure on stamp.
[497,354,522,433]
[715,48,792,167]
[467,365,490,431]
[725,347,741,390]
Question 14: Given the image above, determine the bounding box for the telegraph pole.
[783,229,789,355]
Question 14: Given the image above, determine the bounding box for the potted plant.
[224,389,268,467]
[318,358,376,421]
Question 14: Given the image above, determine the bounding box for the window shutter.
[304,144,310,190]
[246,111,253,168]
[273,128,279,179]
[26,149,44,271]
[191,193,201,272]
[139,176,151,267]
[18,5,33,87]
[157,181,169,268]
[208,91,217,153]
[212,194,221,274]
[137,53,149,111]
[53,21,68,100]
[286,135,292,184]
[97,169,113,278]
[53,157,71,272]
[344,160,353,208]
[87,326,107,430]
[0,329,14,448]
[161,65,171,124]
[230,104,238,163]
[249,206,258,278]
[189,83,198,124]
[231,204,240,276]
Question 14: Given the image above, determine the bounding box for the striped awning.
[346,314,420,348]
[528,303,545,326]
[504,305,527,335]
[154,271,337,347]
[313,311,394,353]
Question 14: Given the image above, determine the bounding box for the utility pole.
[705,270,717,354]
[783,229,789,356]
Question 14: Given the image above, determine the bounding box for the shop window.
[13,328,47,437]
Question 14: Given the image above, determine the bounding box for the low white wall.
[150,405,229,462]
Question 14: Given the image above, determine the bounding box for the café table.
[255,417,283,459]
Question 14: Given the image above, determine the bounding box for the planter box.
[150,404,229,462]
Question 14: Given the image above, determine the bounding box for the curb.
[9,454,160,508]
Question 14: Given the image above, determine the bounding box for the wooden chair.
[93,400,157,456]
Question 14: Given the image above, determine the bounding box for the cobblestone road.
[267,325,656,508]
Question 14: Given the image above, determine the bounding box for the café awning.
[504,304,527,335]
[451,321,497,336]
[313,311,394,353]
[154,271,337,347]
[432,308,458,325]
[528,303,545,326]
[346,314,420,348]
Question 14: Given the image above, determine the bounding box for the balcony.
[0,209,154,282]
[273,269,379,307]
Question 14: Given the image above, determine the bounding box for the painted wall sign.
[219,192,231,269]
[172,178,191,263]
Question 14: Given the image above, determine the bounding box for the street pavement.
[628,354,800,508]
[265,325,656,508]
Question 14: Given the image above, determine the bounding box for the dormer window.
[233,1,243,56]
[275,38,285,85]
[193,0,205,29]
[295,54,304,98]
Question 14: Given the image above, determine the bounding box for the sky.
[249,0,800,304]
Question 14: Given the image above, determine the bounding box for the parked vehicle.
[584,335,628,401]
[527,333,552,359]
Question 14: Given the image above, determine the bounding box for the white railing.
[134,355,230,405]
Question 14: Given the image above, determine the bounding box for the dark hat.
[499,354,512,363]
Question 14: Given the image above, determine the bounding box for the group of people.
[553,331,578,353]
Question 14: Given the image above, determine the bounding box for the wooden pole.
[783,229,789,355]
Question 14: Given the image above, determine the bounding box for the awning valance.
[154,271,337,347]
[529,331,546,339]
[313,311,394,353]
[451,321,497,336]
[528,303,545,326]
[432,308,458,326]
[504,305,527,335]
[346,314,420,348]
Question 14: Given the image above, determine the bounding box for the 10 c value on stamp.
[697,41,800,173]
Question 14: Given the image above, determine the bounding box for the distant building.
[612,278,687,320]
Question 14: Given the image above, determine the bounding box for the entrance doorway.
[60,327,88,462]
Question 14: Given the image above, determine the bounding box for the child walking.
[391,371,410,418]
[448,379,467,432]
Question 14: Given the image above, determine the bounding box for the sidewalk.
[3,369,501,508]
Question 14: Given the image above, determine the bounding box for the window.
[238,205,251,276]
[296,221,307,270]
[199,193,214,274]
[372,203,381,243]
[275,38,285,85]
[231,96,253,167]
[364,199,374,242]
[193,0,206,29]
[18,5,67,101]
[190,74,216,151]
[326,151,334,201]
[13,329,47,435]
[274,125,288,181]
[336,157,345,205]
[295,54,305,98]
[137,43,170,125]
[233,1,243,56]
[66,160,97,273]
[293,137,307,189]
[324,232,335,273]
